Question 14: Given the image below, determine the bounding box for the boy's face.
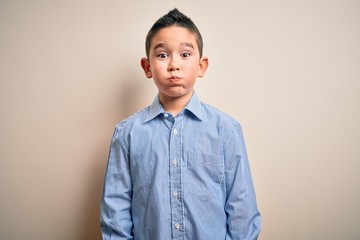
[141,26,208,103]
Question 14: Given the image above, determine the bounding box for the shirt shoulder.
[200,102,243,148]
[115,107,149,131]
[201,102,241,129]
[112,107,150,147]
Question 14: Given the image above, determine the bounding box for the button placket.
[169,121,184,239]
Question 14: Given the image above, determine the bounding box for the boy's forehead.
[150,26,198,49]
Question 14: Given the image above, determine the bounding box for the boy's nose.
[168,58,180,71]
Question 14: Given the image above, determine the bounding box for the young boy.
[100,8,261,240]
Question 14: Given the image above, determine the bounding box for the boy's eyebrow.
[181,42,194,49]
[153,42,195,51]
[153,43,166,51]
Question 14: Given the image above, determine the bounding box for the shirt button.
[175,223,180,230]
[173,191,178,198]
[173,128,178,135]
[172,159,177,166]
[164,113,169,118]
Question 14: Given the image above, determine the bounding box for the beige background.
[1,1,359,239]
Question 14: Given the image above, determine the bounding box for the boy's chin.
[159,90,193,99]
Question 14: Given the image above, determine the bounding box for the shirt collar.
[145,94,164,122]
[144,91,203,122]
[184,91,203,121]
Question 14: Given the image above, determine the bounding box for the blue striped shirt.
[100,92,261,240]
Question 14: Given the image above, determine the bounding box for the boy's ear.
[197,56,209,78]
[140,57,153,78]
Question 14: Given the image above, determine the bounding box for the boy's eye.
[157,53,168,59]
[181,52,191,58]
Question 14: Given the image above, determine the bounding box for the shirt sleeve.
[100,127,134,240]
[224,123,261,240]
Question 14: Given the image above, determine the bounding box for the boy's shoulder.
[200,101,241,128]
[115,106,150,132]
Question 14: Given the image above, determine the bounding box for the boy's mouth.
[168,76,180,81]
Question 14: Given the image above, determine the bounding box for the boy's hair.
[145,8,204,58]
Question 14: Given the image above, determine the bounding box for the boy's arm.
[100,127,133,240]
[224,123,261,240]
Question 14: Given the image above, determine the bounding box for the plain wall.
[1,1,359,239]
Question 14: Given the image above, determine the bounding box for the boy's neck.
[159,91,193,117]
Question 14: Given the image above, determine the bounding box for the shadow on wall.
[79,150,106,240]
[78,70,149,240]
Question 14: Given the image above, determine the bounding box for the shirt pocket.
[186,152,224,199]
